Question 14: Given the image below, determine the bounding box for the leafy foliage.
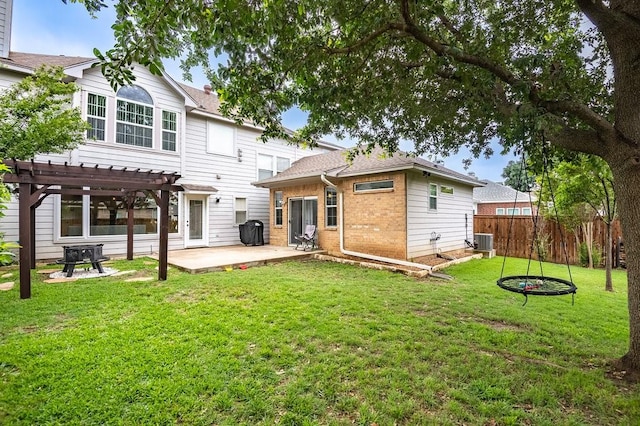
[0,162,17,265]
[0,66,88,160]
[501,159,536,192]
[72,0,610,158]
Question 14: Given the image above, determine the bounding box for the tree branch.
[545,127,607,157]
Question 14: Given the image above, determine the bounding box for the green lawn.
[0,257,637,425]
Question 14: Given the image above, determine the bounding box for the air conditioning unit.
[474,233,494,251]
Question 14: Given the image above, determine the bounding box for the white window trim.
[115,87,156,149]
[234,197,248,225]
[496,208,505,215]
[161,110,179,152]
[257,153,290,180]
[275,191,283,226]
[428,183,438,211]
[522,207,532,215]
[354,180,394,192]
[325,187,338,228]
[440,185,454,195]
[86,92,107,141]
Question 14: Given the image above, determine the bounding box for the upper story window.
[496,208,505,215]
[354,180,394,192]
[258,154,290,180]
[162,111,177,152]
[116,85,154,148]
[207,121,235,156]
[86,93,106,141]
[522,207,532,215]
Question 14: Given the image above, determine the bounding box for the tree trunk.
[609,163,640,371]
[605,221,613,292]
[582,222,594,269]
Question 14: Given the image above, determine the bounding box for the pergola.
[2,160,183,299]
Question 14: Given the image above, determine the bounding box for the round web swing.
[496,138,577,306]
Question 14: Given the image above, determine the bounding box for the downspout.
[321,173,432,272]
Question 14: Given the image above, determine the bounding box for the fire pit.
[56,244,110,277]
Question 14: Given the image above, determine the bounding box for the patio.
[159,245,325,274]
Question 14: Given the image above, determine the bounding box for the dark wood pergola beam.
[2,160,183,299]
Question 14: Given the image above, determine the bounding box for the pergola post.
[18,182,32,299]
[158,188,169,281]
[126,195,135,261]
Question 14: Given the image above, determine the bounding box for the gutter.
[320,173,432,272]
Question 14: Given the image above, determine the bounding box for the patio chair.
[294,225,317,251]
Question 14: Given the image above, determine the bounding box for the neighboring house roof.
[473,180,536,203]
[254,147,485,187]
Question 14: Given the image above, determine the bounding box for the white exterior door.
[185,196,208,247]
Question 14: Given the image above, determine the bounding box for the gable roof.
[254,147,485,188]
[473,180,535,203]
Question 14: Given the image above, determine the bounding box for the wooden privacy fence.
[474,215,622,265]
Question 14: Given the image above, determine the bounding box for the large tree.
[0,66,88,160]
[501,159,536,192]
[541,155,617,289]
[73,0,640,373]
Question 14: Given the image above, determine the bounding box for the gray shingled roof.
[0,51,95,70]
[473,180,536,203]
[254,147,484,187]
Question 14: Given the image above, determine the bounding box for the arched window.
[116,85,154,147]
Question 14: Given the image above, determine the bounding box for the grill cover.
[239,220,264,246]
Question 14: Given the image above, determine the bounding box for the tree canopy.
[71,0,640,373]
[0,66,88,160]
[501,160,536,192]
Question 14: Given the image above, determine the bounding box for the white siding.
[0,64,336,260]
[0,0,12,58]
[406,171,475,258]
[183,113,331,247]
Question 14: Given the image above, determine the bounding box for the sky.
[9,0,517,181]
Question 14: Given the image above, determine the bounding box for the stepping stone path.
[124,276,155,282]
[111,270,136,277]
[44,278,78,284]
[1,273,13,278]
[37,269,60,274]
[0,281,14,291]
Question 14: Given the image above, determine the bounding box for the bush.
[579,242,602,268]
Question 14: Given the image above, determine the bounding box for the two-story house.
[0,0,338,261]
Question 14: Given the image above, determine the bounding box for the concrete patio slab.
[160,245,325,274]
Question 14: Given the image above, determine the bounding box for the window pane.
[90,194,158,236]
[60,193,83,237]
[429,197,437,210]
[235,197,247,224]
[162,131,176,151]
[276,157,290,172]
[354,180,394,191]
[169,192,179,233]
[275,191,283,226]
[116,85,153,104]
[440,185,454,195]
[86,93,106,141]
[207,121,235,156]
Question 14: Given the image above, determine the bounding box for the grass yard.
[0,256,638,425]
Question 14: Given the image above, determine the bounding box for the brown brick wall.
[267,172,408,260]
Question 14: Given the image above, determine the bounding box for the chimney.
[203,84,212,95]
[0,0,13,58]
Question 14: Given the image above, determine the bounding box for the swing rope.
[497,128,577,305]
